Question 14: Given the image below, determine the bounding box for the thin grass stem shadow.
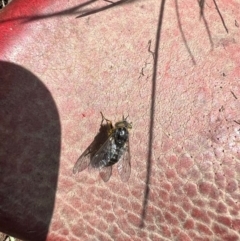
[175,0,196,65]
[212,0,228,33]
[140,0,166,228]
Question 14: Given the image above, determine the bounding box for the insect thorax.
[114,127,129,147]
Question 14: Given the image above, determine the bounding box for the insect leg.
[100,112,113,133]
[123,114,129,121]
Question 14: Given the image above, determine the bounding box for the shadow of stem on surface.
[76,0,137,18]
[175,0,196,65]
[197,0,214,49]
[139,0,166,228]
[139,0,229,227]
[212,0,228,33]
[0,0,136,23]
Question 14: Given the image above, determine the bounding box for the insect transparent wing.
[73,148,91,174]
[117,139,131,182]
[99,166,112,182]
[90,135,114,169]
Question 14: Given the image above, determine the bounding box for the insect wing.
[117,139,131,182]
[90,134,114,169]
[73,148,91,174]
[99,166,112,182]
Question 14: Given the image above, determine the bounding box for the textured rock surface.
[0,0,240,240]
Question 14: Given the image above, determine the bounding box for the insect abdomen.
[106,127,128,166]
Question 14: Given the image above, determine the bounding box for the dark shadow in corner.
[175,0,196,65]
[139,0,166,228]
[0,61,60,241]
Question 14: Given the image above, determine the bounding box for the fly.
[73,112,132,182]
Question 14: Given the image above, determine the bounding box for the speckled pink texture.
[1,0,240,240]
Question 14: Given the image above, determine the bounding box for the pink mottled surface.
[0,0,240,240]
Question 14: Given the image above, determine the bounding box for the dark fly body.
[73,113,132,182]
